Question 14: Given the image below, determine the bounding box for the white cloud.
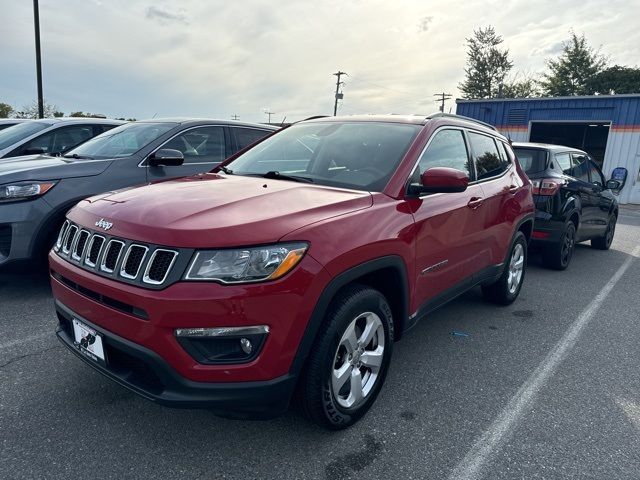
[1,0,639,122]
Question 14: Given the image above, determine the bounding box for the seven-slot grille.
[54,221,179,287]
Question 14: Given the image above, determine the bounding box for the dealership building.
[456,94,640,204]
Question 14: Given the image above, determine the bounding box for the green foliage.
[540,32,607,96]
[585,65,640,94]
[0,102,13,118]
[501,72,540,98]
[459,26,513,99]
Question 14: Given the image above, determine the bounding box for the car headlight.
[185,242,308,283]
[0,181,56,201]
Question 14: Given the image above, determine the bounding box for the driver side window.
[160,126,226,163]
[416,129,471,179]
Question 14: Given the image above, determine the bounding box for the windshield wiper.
[63,153,94,160]
[218,165,233,174]
[260,171,314,183]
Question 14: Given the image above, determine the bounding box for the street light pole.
[33,0,44,118]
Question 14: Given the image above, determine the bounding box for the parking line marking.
[448,246,640,480]
[0,332,51,351]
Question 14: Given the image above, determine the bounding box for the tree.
[540,32,607,96]
[585,65,640,94]
[459,26,513,99]
[0,102,13,118]
[502,72,540,98]
[15,100,62,119]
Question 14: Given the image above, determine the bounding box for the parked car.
[513,142,619,270]
[0,118,32,132]
[0,119,277,270]
[50,113,534,429]
[0,118,123,159]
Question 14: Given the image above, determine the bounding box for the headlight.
[185,242,308,283]
[0,182,56,201]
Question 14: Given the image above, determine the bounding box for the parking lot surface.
[1,207,639,480]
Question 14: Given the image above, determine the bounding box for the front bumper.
[55,301,296,417]
[0,197,52,267]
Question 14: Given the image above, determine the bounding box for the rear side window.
[234,128,272,151]
[416,129,470,177]
[468,132,509,180]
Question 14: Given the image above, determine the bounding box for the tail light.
[531,178,564,196]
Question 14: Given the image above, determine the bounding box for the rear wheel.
[541,221,576,270]
[482,231,527,305]
[297,284,393,430]
[591,213,616,250]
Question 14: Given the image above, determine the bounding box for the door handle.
[467,197,484,209]
[508,184,518,194]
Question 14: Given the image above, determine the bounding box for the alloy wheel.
[331,312,385,409]
[507,243,525,294]
[561,225,576,266]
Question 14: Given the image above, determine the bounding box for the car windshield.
[514,147,548,174]
[0,122,50,150]
[224,121,420,191]
[64,122,177,159]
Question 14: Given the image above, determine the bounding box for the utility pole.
[33,0,44,118]
[433,92,452,113]
[333,71,346,116]
[231,114,240,120]
[264,110,275,123]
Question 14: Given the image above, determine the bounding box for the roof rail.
[426,112,497,131]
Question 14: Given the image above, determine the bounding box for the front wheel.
[297,284,394,430]
[482,231,527,305]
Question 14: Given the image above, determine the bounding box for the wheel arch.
[289,256,409,377]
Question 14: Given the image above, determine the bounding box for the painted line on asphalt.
[0,332,51,351]
[448,245,640,480]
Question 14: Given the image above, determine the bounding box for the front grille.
[121,245,148,279]
[0,225,11,258]
[144,250,177,284]
[101,240,124,273]
[54,221,183,288]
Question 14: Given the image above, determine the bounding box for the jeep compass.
[50,113,534,429]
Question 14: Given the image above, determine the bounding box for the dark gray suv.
[0,118,277,269]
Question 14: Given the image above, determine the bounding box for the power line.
[333,71,347,116]
[433,92,452,112]
[264,110,275,123]
[231,114,240,120]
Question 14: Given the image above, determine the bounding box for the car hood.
[0,155,113,184]
[68,173,373,247]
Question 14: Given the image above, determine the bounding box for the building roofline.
[456,93,640,104]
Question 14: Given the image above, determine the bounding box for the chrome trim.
[142,249,178,285]
[174,325,270,338]
[71,230,90,261]
[54,220,70,251]
[119,244,149,279]
[99,239,125,273]
[61,225,78,255]
[84,235,105,267]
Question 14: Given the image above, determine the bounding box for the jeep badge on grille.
[95,218,113,231]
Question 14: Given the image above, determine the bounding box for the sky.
[1,0,639,123]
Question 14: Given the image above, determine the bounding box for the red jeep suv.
[50,114,534,429]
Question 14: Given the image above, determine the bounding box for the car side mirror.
[606,179,621,191]
[409,167,469,195]
[148,149,184,167]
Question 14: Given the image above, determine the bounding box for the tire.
[591,213,616,250]
[482,231,527,305]
[297,284,394,430]
[541,221,576,270]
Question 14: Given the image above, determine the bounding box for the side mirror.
[606,179,621,191]
[148,149,184,167]
[409,167,469,195]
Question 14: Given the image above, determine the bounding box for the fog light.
[174,325,268,365]
[240,338,253,355]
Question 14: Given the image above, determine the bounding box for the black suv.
[513,142,619,270]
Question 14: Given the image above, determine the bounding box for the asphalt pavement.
[1,207,639,480]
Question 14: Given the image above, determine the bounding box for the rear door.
[146,125,230,181]
[467,131,520,268]
[411,128,487,304]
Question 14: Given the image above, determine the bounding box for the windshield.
[224,121,420,192]
[514,147,548,174]
[64,122,177,159]
[0,122,50,150]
